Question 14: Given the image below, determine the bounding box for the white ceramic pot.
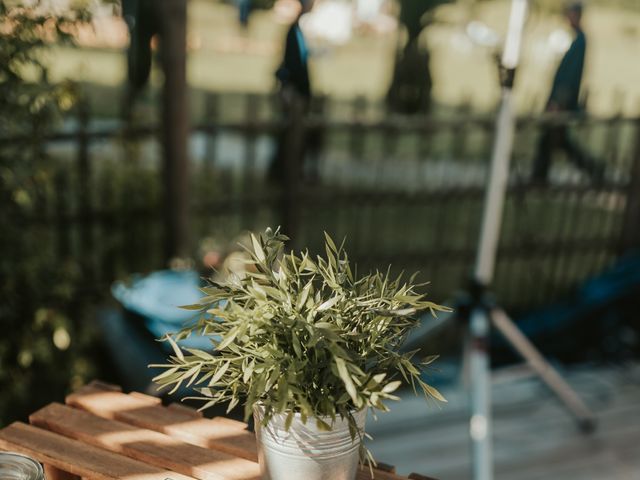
[253,406,367,480]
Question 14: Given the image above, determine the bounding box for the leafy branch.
[151,227,449,461]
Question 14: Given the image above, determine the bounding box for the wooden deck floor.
[366,362,640,480]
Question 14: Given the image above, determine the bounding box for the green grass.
[43,0,640,118]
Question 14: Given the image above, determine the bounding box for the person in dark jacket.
[121,0,158,121]
[531,2,603,184]
[275,0,313,101]
[237,0,252,29]
[268,0,316,184]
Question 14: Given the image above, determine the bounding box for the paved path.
[366,362,640,479]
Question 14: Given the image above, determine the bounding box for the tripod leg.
[469,308,494,480]
[401,308,458,353]
[490,307,596,432]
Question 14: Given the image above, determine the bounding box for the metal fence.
[9,92,640,312]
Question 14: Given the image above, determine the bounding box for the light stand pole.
[400,1,597,477]
[464,1,596,479]
[467,2,527,478]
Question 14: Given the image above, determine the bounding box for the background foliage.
[0,0,103,425]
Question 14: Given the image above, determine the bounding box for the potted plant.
[152,228,448,480]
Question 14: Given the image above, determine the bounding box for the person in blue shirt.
[275,0,313,101]
[237,0,252,29]
[268,0,316,184]
[531,2,603,184]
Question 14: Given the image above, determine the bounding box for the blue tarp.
[512,252,640,341]
[111,270,214,351]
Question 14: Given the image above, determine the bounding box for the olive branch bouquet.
[151,228,448,465]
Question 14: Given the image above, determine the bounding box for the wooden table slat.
[128,392,162,405]
[167,402,204,418]
[66,383,411,480]
[408,474,441,480]
[29,403,260,480]
[66,385,257,463]
[30,403,261,480]
[0,422,196,480]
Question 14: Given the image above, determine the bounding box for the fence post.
[281,97,306,245]
[159,0,190,262]
[350,95,366,159]
[452,98,470,160]
[99,166,117,284]
[245,93,258,183]
[619,119,640,253]
[204,92,219,173]
[76,97,94,284]
[55,170,70,260]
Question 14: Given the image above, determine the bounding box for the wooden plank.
[88,380,122,392]
[376,462,396,473]
[66,385,257,463]
[66,385,408,480]
[43,465,80,480]
[0,422,195,480]
[167,402,203,418]
[30,403,260,480]
[129,392,162,405]
[408,474,440,480]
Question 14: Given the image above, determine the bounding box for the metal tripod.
[408,1,596,479]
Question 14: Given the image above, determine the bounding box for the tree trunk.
[158,0,190,262]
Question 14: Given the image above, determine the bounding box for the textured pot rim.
[253,402,367,423]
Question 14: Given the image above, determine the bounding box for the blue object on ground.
[512,252,640,339]
[111,270,214,350]
[489,251,640,360]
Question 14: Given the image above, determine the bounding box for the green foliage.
[152,228,449,441]
[0,0,98,425]
[1,1,85,210]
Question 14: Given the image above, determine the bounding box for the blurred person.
[268,0,317,184]
[276,0,314,101]
[531,1,603,185]
[121,0,158,121]
[237,0,252,29]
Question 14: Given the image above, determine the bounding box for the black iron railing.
[3,93,638,311]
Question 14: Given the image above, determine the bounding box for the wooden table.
[0,381,437,480]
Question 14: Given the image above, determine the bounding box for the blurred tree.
[386,0,452,114]
[121,0,190,262]
[0,1,101,425]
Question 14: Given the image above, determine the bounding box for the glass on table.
[0,452,45,480]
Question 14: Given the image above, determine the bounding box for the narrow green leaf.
[209,361,230,386]
[292,330,302,357]
[285,411,294,431]
[421,381,447,402]
[185,348,215,360]
[382,380,402,393]
[251,233,266,262]
[216,328,239,351]
[164,335,184,361]
[335,357,360,406]
[324,232,338,253]
[152,366,179,383]
[179,304,206,311]
[317,295,341,312]
[316,417,332,431]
